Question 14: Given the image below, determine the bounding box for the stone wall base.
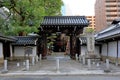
[101,56,120,64]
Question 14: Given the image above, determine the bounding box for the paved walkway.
[1,52,120,76]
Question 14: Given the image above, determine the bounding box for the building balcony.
[106,7,117,10]
[105,3,117,6]
[106,12,118,16]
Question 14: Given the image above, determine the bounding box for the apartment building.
[95,0,120,32]
[86,16,95,30]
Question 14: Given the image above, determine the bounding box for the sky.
[62,0,96,16]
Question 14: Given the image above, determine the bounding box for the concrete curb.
[1,70,120,76]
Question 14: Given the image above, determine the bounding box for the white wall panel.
[0,42,3,58]
[102,43,107,56]
[118,41,120,57]
[14,46,25,56]
[14,46,37,57]
[108,41,117,57]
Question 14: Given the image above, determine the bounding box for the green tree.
[0,0,63,36]
[44,0,63,15]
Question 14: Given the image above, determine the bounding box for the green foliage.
[0,0,63,36]
[44,0,63,15]
[0,16,10,34]
[85,28,95,33]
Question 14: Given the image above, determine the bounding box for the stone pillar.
[4,60,8,71]
[17,62,20,67]
[56,58,60,72]
[26,59,29,71]
[88,59,91,68]
[82,56,85,64]
[106,59,109,69]
[86,32,95,54]
[104,59,111,72]
[86,32,97,59]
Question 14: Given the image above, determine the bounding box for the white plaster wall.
[0,42,3,58]
[108,41,117,57]
[14,46,37,57]
[101,43,107,56]
[14,46,25,56]
[118,41,120,57]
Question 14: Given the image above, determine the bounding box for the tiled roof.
[96,22,120,41]
[0,34,16,42]
[12,36,38,46]
[39,16,89,35]
[41,16,89,26]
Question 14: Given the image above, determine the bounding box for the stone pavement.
[0,52,120,76]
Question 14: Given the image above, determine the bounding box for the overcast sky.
[62,0,96,16]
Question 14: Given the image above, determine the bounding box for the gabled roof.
[12,36,38,46]
[41,16,89,26]
[96,21,120,41]
[39,16,89,35]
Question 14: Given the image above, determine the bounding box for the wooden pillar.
[79,40,81,56]
[42,33,47,59]
[70,34,73,59]
[76,38,81,58]
[78,38,81,57]
[3,42,10,59]
[70,34,76,59]
[37,38,41,57]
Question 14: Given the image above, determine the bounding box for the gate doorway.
[38,16,89,59]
